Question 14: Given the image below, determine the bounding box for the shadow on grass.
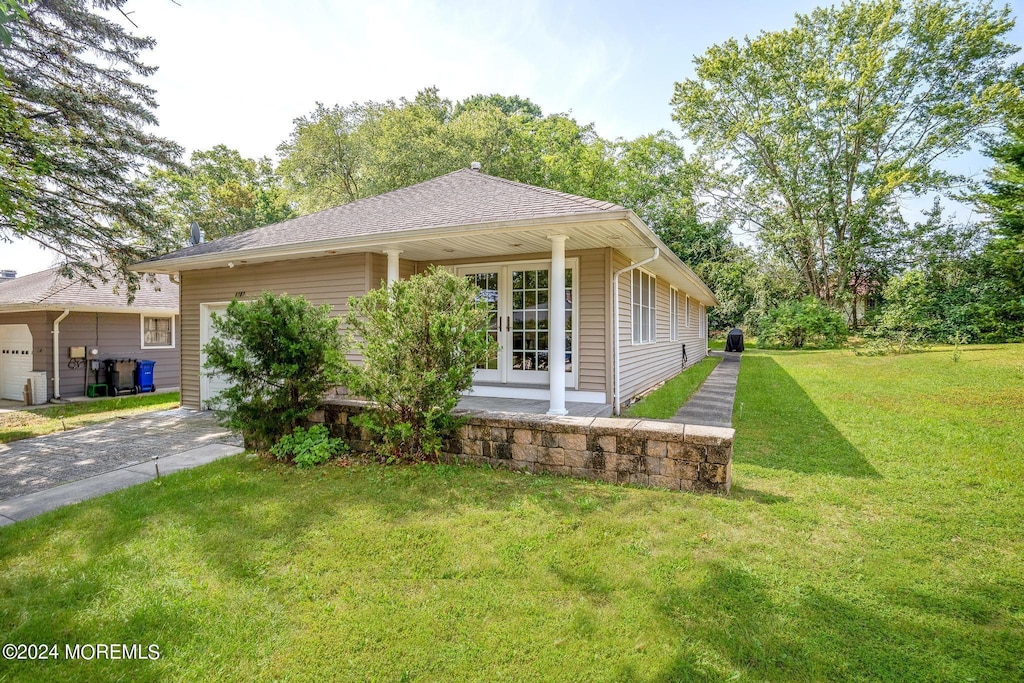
[649,563,1024,682]
[734,354,879,478]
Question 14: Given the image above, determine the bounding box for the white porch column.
[547,235,568,416]
[383,249,402,284]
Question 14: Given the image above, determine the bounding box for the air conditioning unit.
[26,371,47,405]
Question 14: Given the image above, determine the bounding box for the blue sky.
[6,0,1024,274]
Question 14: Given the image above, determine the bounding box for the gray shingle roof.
[141,169,626,264]
[0,265,177,311]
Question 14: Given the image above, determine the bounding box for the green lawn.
[0,347,1022,681]
[0,392,181,444]
[624,355,721,419]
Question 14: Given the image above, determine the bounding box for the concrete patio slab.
[457,395,612,417]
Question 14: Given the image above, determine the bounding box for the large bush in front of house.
[203,292,345,456]
[342,266,492,462]
[757,296,848,349]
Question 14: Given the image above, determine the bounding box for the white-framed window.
[670,287,679,341]
[685,294,691,328]
[631,269,656,344]
[141,314,175,349]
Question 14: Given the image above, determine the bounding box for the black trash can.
[104,358,138,396]
[725,328,745,353]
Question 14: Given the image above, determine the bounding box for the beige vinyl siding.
[614,250,708,407]
[179,253,368,409]
[680,296,705,368]
[417,248,609,398]
[370,253,387,289]
[399,258,416,280]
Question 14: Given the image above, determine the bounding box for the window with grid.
[670,288,678,341]
[143,316,172,347]
[631,270,656,344]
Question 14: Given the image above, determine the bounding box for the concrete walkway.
[668,351,741,428]
[0,408,243,525]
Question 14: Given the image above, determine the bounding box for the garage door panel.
[200,304,234,408]
[0,325,34,401]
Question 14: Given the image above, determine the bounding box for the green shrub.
[202,292,345,454]
[757,297,848,349]
[270,425,348,468]
[342,266,492,462]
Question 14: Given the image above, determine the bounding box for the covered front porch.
[457,394,612,418]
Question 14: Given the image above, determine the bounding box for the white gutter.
[52,309,70,400]
[611,248,658,416]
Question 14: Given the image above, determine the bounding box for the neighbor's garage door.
[0,324,33,401]
[200,304,234,408]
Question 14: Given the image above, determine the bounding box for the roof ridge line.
[468,169,624,212]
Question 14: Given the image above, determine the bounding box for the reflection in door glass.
[467,272,499,370]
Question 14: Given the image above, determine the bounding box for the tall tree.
[671,0,1019,320]
[0,0,181,284]
[149,145,294,242]
[974,108,1024,291]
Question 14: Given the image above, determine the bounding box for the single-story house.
[0,265,180,402]
[134,167,717,415]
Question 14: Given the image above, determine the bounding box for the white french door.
[459,260,577,387]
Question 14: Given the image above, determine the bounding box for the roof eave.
[0,304,177,316]
[622,212,720,306]
[131,210,633,274]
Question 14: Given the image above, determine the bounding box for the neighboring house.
[0,265,180,402]
[134,167,717,415]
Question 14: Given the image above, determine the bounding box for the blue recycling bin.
[136,360,156,393]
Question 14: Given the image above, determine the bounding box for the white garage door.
[0,324,34,401]
[200,304,234,409]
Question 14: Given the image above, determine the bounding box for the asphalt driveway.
[0,408,242,503]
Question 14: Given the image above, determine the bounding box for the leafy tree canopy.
[0,0,181,286]
[148,145,294,243]
[671,0,1019,314]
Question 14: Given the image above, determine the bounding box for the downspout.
[168,272,181,285]
[611,248,658,415]
[52,309,70,401]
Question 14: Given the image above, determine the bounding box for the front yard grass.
[623,355,721,419]
[0,392,180,444]
[0,346,1022,681]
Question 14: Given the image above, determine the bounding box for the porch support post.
[384,249,402,284]
[548,235,568,416]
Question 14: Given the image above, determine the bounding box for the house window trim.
[140,313,175,349]
[670,287,679,342]
[631,267,657,345]
[685,294,690,328]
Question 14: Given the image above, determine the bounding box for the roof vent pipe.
[470,161,481,171]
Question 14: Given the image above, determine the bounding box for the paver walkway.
[0,408,243,524]
[668,351,741,428]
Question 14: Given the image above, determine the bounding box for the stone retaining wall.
[315,397,733,493]
[313,399,733,494]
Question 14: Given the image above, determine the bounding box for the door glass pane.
[512,269,549,373]
[467,272,499,370]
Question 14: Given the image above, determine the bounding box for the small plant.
[949,331,968,363]
[270,425,348,468]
